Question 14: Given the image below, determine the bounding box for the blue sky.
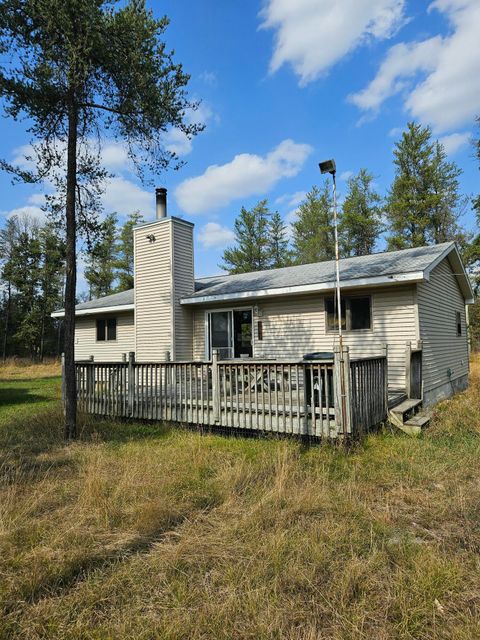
[1,0,479,289]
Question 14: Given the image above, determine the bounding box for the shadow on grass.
[1,506,202,619]
[0,387,52,409]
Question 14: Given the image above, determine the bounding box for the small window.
[96,318,117,341]
[326,296,371,332]
[456,311,462,337]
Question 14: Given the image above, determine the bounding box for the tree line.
[222,122,472,274]
[0,211,143,359]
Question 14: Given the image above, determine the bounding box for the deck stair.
[389,398,431,435]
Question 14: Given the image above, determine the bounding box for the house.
[53,188,474,409]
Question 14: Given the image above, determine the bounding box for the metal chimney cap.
[155,187,167,219]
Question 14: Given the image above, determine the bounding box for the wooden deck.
[73,348,389,439]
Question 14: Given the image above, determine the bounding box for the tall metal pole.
[332,170,342,350]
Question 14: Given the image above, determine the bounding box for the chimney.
[155,187,167,219]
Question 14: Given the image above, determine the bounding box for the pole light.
[319,159,342,350]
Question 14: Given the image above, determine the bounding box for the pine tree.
[386,122,465,250]
[0,216,20,360]
[5,218,43,358]
[291,185,335,265]
[84,213,118,299]
[38,222,65,359]
[340,169,382,257]
[0,0,201,438]
[221,200,271,274]
[115,211,144,291]
[268,212,291,268]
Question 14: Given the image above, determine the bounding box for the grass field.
[1,359,480,639]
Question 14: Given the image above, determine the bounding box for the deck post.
[128,351,135,417]
[333,345,352,437]
[405,341,412,398]
[342,346,352,436]
[86,355,95,406]
[382,343,389,417]
[212,349,220,423]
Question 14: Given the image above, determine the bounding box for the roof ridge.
[194,242,454,283]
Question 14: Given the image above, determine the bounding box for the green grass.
[0,375,61,424]
[1,361,480,639]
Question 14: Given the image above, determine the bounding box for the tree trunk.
[64,101,78,439]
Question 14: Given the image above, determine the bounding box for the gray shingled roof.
[62,288,134,314]
[64,241,461,314]
[191,242,455,299]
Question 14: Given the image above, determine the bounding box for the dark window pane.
[456,311,462,336]
[350,297,371,330]
[107,318,117,341]
[233,309,252,357]
[210,311,231,359]
[325,297,346,331]
[96,319,105,341]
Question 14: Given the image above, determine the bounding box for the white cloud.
[260,0,405,85]
[438,131,470,155]
[350,0,480,132]
[1,205,46,222]
[164,101,215,158]
[197,222,235,249]
[275,190,306,207]
[349,36,442,111]
[175,139,313,215]
[340,170,353,181]
[102,176,153,217]
[164,128,193,157]
[388,127,403,138]
[101,141,130,171]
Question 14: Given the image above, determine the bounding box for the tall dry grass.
[0,357,60,380]
[1,359,480,638]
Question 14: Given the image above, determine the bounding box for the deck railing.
[72,346,388,439]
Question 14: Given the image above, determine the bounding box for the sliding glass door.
[207,309,252,359]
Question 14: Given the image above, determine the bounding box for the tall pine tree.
[221,200,271,274]
[291,185,335,265]
[115,211,144,291]
[268,212,291,268]
[386,122,465,250]
[340,169,382,257]
[0,0,201,438]
[84,213,118,299]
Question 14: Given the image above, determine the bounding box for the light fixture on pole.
[319,159,342,350]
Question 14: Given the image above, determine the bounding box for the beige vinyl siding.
[192,285,417,389]
[417,257,468,397]
[172,221,194,360]
[193,309,206,360]
[75,311,135,361]
[134,220,173,361]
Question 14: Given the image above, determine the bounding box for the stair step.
[404,414,431,429]
[391,399,422,417]
[397,423,422,436]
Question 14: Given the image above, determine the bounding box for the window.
[456,311,462,336]
[207,309,253,359]
[96,317,117,341]
[325,296,371,332]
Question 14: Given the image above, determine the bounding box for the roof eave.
[423,242,474,302]
[51,303,135,318]
[180,271,425,305]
